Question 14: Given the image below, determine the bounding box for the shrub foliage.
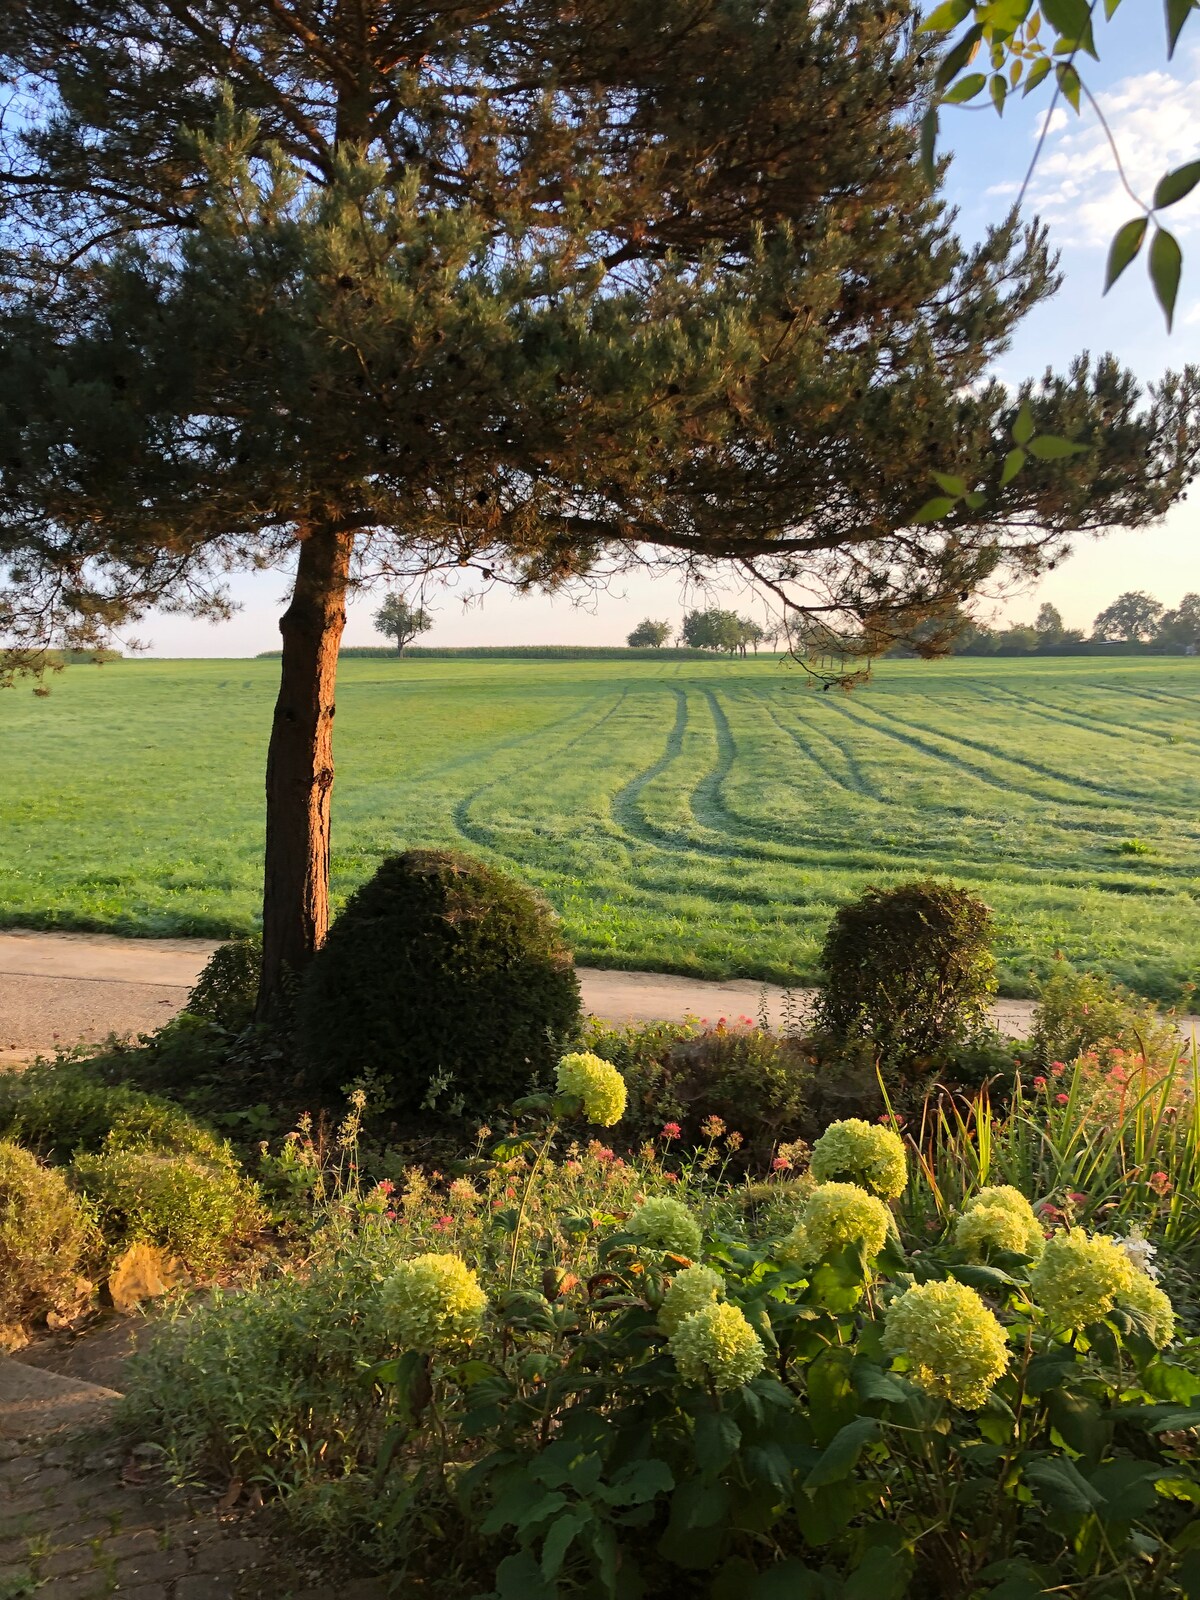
[297,850,581,1116]
[0,1139,92,1347]
[814,879,996,1076]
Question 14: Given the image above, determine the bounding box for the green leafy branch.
[921,0,1200,329]
[912,401,1088,523]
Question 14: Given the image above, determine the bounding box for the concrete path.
[1,927,1195,1067]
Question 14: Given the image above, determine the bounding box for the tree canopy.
[627,620,674,649]
[373,595,432,654]
[1,0,1197,1010]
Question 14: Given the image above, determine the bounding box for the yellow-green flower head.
[627,1196,703,1259]
[883,1279,1009,1409]
[378,1253,488,1350]
[955,1198,1044,1262]
[670,1302,764,1392]
[555,1052,627,1127]
[969,1184,1034,1218]
[1117,1272,1176,1350]
[1029,1228,1137,1333]
[659,1264,724,1334]
[782,1182,891,1268]
[809,1119,907,1200]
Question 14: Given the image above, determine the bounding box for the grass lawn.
[2,653,1198,1000]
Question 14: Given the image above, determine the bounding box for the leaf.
[751,1563,830,1599]
[1046,1389,1108,1459]
[845,1544,913,1600]
[599,1457,674,1507]
[1166,0,1197,55]
[1150,225,1183,330]
[1022,56,1053,93]
[931,471,967,495]
[920,0,973,29]
[990,73,1008,113]
[943,71,988,103]
[803,1417,879,1490]
[920,107,939,184]
[912,495,958,523]
[1041,0,1091,38]
[541,1509,591,1583]
[495,1552,556,1600]
[1000,447,1026,485]
[1027,434,1088,459]
[1104,216,1148,291]
[1012,401,1034,444]
[694,1410,742,1476]
[1154,160,1200,208]
[1023,1456,1104,1516]
[934,24,984,89]
[1055,62,1082,111]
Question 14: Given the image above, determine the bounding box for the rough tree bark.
[257,521,355,1018]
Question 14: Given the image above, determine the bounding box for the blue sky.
[146,19,1200,655]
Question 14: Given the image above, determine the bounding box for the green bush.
[587,1020,808,1166]
[0,1062,236,1166]
[70,1147,265,1275]
[297,849,582,1117]
[1029,967,1180,1069]
[814,879,996,1080]
[187,937,262,1032]
[0,1139,93,1347]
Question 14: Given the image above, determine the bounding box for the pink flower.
[595,1147,615,1162]
[1055,1093,1069,1105]
[564,1159,582,1175]
[433,1214,453,1233]
[664,1171,680,1184]
[1033,1076,1047,1090]
[1069,1192,1088,1205]
[376,1178,395,1195]
[661,1122,682,1141]
[1149,1171,1173,1196]
[772,1155,793,1172]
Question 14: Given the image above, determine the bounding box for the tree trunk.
[257,522,355,1019]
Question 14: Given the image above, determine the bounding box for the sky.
[143,15,1200,657]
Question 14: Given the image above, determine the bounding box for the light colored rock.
[106,1244,189,1313]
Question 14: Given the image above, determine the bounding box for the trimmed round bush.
[70,1148,264,1275]
[0,1140,93,1347]
[187,937,262,1032]
[297,850,582,1116]
[815,880,996,1077]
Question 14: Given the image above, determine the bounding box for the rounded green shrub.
[187,937,263,1032]
[814,880,996,1078]
[297,850,582,1116]
[70,1148,264,1275]
[0,1062,235,1167]
[0,1139,93,1346]
[1028,968,1178,1070]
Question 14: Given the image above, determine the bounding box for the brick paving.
[0,1434,392,1600]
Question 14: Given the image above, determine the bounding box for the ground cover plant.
[2,655,1197,1000]
[121,1058,1200,1598]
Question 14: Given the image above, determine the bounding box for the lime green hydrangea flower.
[659,1264,724,1334]
[955,1187,1044,1260]
[555,1052,627,1127]
[627,1196,703,1259]
[1117,1271,1176,1349]
[782,1182,891,1268]
[670,1302,764,1392]
[809,1119,907,1200]
[1029,1228,1137,1333]
[378,1253,488,1350]
[883,1279,1009,1408]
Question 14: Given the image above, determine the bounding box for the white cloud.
[1021,46,1200,249]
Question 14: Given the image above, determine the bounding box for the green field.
[2,655,1198,1000]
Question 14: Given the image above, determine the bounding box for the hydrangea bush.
[125,1083,1200,1598]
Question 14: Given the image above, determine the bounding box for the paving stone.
[175,1575,241,1600]
[102,1529,159,1559]
[282,1589,337,1600]
[112,1548,189,1585]
[32,1577,112,1599]
[40,1542,102,1578]
[192,1537,268,1573]
[0,1561,36,1587]
[113,1588,169,1600]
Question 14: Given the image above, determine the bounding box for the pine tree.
[2,1,1198,1016]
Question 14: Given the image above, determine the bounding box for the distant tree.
[373,596,432,655]
[1035,603,1065,640]
[1158,593,1200,651]
[1092,592,1165,643]
[996,625,1040,654]
[681,609,745,653]
[627,619,674,649]
[734,619,767,655]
